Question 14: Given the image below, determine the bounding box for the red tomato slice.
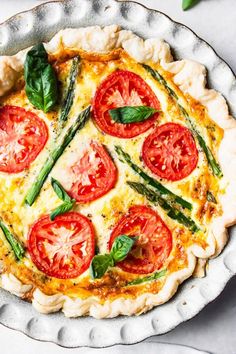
[142,123,198,181]
[109,206,172,274]
[28,212,95,279]
[0,105,48,173]
[92,70,160,138]
[60,140,117,203]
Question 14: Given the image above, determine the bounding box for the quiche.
[0,25,235,319]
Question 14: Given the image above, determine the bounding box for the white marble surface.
[0,1,236,354]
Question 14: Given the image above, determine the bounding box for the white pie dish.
[0,0,236,348]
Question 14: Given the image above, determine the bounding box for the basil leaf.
[127,269,167,286]
[24,43,58,112]
[0,220,25,260]
[182,0,200,10]
[51,178,72,203]
[50,200,75,221]
[110,235,136,263]
[50,178,75,220]
[109,106,158,124]
[90,235,137,279]
[90,254,114,279]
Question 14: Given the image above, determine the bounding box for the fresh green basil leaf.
[110,235,136,263]
[24,43,58,112]
[51,177,72,203]
[90,236,136,279]
[0,220,25,260]
[109,106,158,124]
[50,201,75,221]
[90,254,114,279]
[127,269,167,286]
[182,0,200,10]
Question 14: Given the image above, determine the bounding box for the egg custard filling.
[0,26,235,318]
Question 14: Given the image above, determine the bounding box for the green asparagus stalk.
[179,105,223,177]
[25,106,91,206]
[127,181,200,232]
[127,269,166,286]
[143,64,178,100]
[142,64,222,178]
[59,56,81,124]
[206,191,217,204]
[0,220,25,260]
[115,145,192,211]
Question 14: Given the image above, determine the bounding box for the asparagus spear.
[25,106,91,206]
[143,64,178,100]
[142,64,223,178]
[206,191,217,204]
[179,105,223,177]
[127,269,166,286]
[115,145,192,211]
[127,181,200,232]
[0,220,25,260]
[59,56,81,124]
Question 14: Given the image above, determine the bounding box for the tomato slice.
[0,105,48,173]
[109,206,172,274]
[142,123,198,181]
[92,70,160,138]
[28,212,95,279]
[59,140,117,203]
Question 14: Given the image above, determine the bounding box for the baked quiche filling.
[0,31,227,314]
